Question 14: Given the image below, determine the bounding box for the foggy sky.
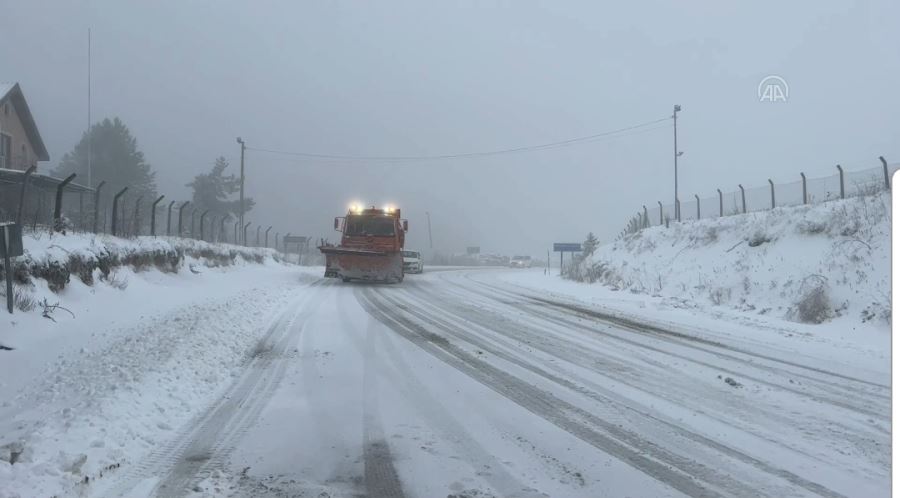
[2,0,898,257]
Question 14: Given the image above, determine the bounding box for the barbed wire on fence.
[0,170,294,253]
[619,157,896,239]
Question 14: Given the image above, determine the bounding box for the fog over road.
[97,268,888,498]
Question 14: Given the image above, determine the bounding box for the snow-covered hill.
[568,192,890,329]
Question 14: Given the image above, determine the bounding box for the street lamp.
[236,137,246,244]
[672,104,683,221]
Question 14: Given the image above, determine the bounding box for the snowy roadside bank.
[0,232,325,497]
[562,191,890,332]
[2,233,285,302]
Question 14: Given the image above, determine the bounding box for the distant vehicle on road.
[402,250,424,274]
[509,255,532,268]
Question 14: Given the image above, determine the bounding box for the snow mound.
[2,233,284,297]
[570,192,890,327]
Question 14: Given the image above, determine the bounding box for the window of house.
[0,133,11,168]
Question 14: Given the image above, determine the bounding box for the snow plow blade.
[319,246,390,257]
[320,246,403,283]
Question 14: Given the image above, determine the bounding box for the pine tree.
[186,157,254,217]
[582,232,599,257]
[53,117,157,199]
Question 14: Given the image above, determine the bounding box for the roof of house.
[0,82,50,161]
[0,167,94,194]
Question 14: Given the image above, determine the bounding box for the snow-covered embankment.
[569,192,890,330]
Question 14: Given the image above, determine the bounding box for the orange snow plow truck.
[320,205,408,283]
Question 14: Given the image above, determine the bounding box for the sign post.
[283,235,308,265]
[552,242,582,277]
[1,223,24,314]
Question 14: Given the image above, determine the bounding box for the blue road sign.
[553,243,581,252]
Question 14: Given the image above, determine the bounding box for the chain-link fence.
[622,156,896,237]
[0,168,295,252]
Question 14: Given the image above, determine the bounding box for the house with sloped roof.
[0,82,49,171]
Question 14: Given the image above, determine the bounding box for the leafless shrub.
[790,275,833,324]
[747,230,770,247]
[796,219,827,235]
[39,298,75,322]
[699,226,719,244]
[14,289,36,312]
[709,287,731,305]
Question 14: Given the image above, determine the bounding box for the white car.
[509,255,532,268]
[402,250,424,274]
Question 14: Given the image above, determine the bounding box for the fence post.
[275,232,280,251]
[265,226,272,248]
[739,184,746,213]
[219,216,227,243]
[768,179,775,209]
[132,196,144,236]
[836,164,844,199]
[881,156,890,190]
[657,201,663,225]
[243,222,251,247]
[166,201,176,236]
[150,195,165,236]
[16,165,36,227]
[92,181,106,233]
[110,187,128,236]
[234,221,240,243]
[52,173,77,233]
[188,209,196,238]
[255,225,261,246]
[177,201,190,237]
[717,189,723,217]
[284,232,291,252]
[199,210,209,241]
[694,194,700,219]
[801,173,807,204]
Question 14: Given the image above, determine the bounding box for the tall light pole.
[87,28,92,189]
[236,137,246,244]
[425,211,433,249]
[673,105,682,221]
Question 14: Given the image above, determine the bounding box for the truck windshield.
[402,251,418,257]
[345,216,396,237]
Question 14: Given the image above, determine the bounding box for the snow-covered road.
[86,267,889,498]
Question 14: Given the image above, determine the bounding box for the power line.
[245,116,671,162]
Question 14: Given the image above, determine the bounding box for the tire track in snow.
[385,282,868,496]
[359,289,544,498]
[103,281,328,498]
[370,284,853,498]
[427,275,890,454]
[468,272,888,391]
[361,314,406,498]
[456,273,890,421]
[358,288,759,498]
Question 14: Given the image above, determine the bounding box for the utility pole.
[425,211,433,248]
[236,137,246,244]
[673,104,682,221]
[87,28,92,189]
